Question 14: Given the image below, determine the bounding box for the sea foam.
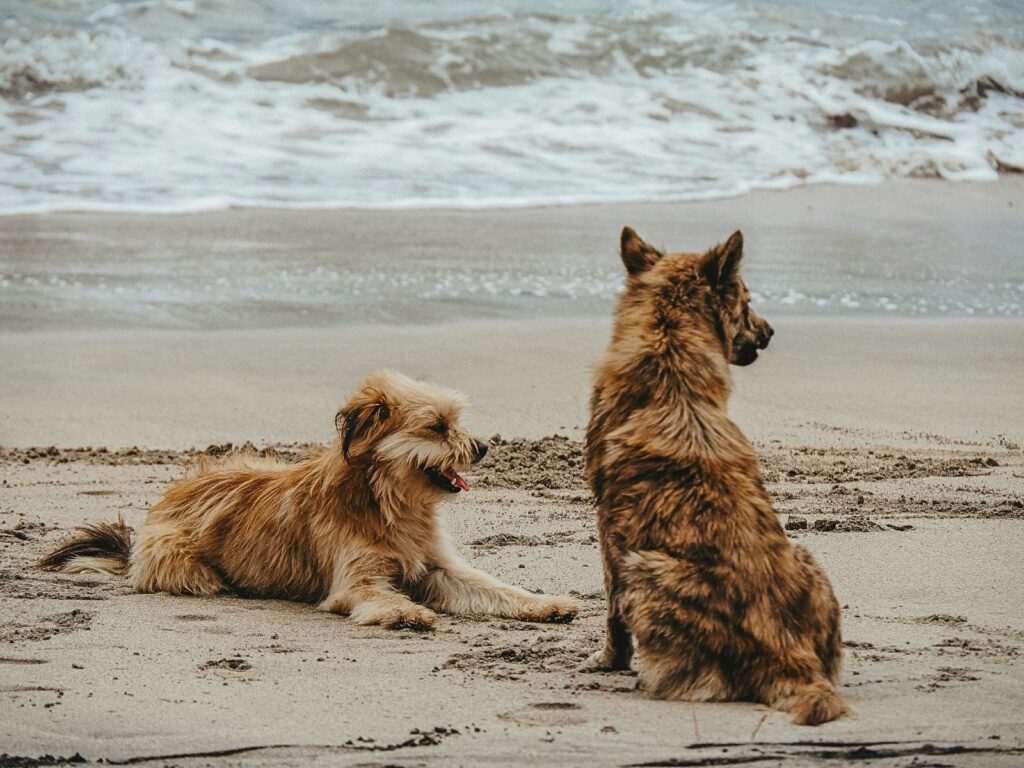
[1,0,1022,213]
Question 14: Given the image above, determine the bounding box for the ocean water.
[1,1,1022,328]
[2,0,1023,214]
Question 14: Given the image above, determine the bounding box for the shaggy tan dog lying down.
[40,371,580,631]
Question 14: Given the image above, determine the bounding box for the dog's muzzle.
[425,466,469,493]
[733,342,760,366]
[424,440,488,494]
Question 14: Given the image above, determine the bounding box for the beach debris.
[915,614,968,626]
[199,657,252,672]
[811,515,886,532]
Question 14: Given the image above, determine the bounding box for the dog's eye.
[429,422,447,435]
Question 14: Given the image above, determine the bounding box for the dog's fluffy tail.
[37,516,133,577]
[775,678,851,726]
[621,549,850,725]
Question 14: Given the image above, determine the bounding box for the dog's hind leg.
[321,550,437,631]
[128,524,226,596]
[793,544,844,683]
[415,538,579,623]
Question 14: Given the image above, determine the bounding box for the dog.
[39,370,579,630]
[583,227,848,725]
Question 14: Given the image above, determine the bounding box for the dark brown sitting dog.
[584,227,848,725]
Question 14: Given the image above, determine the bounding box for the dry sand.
[2,317,1022,449]
[2,316,1023,767]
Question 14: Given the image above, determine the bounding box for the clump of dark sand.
[470,435,586,491]
[199,657,252,672]
[809,515,887,532]
[470,530,579,548]
[470,533,545,548]
[759,445,1004,484]
[785,515,808,531]
[0,442,315,468]
[438,633,586,680]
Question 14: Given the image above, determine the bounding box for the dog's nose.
[472,440,488,463]
[759,324,774,348]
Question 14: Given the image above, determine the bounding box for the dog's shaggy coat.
[40,371,579,630]
[584,227,849,725]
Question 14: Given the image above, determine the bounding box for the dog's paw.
[519,596,580,624]
[386,609,437,632]
[580,649,614,672]
[580,647,633,673]
[355,602,437,632]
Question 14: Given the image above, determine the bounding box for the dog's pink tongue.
[443,469,470,491]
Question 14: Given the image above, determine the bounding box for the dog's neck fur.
[612,298,731,403]
[298,443,440,543]
[588,289,759,473]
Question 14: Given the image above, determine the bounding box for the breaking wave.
[1,0,1023,212]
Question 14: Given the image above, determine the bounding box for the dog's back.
[586,227,847,725]
[35,452,295,582]
[134,450,339,600]
[183,449,289,479]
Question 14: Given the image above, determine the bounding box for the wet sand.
[2,179,1023,331]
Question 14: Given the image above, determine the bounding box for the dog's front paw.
[519,596,580,624]
[580,647,632,673]
[356,602,437,632]
[387,606,437,632]
[383,604,438,632]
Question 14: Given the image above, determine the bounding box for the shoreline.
[3,178,1023,332]
[1,175,1011,218]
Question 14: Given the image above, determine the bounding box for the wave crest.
[0,28,142,98]
[2,1,1023,211]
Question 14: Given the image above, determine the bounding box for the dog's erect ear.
[701,230,744,287]
[336,397,391,459]
[620,226,662,276]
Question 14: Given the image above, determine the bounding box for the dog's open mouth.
[425,466,470,493]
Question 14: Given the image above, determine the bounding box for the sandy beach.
[2,183,1024,766]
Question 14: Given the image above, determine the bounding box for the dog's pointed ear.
[621,226,662,276]
[336,396,391,459]
[701,230,744,287]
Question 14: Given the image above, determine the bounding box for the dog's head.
[619,227,773,366]
[335,370,487,498]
